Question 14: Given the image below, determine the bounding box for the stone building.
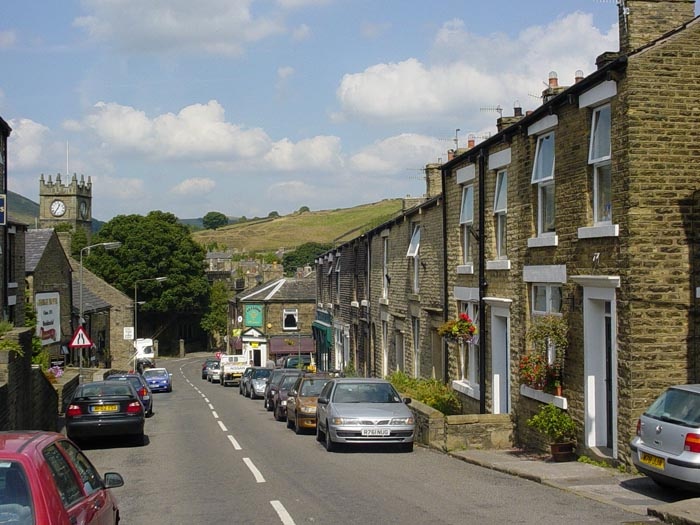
[314,0,700,463]
[228,269,316,366]
[39,173,93,243]
[442,0,700,462]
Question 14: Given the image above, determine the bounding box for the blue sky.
[2,1,692,221]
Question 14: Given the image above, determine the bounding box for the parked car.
[286,374,332,434]
[279,354,313,370]
[316,378,415,452]
[65,381,146,445]
[0,431,124,524]
[630,384,700,490]
[264,369,300,411]
[105,373,154,417]
[273,373,303,422]
[142,367,172,393]
[247,367,273,399]
[206,361,221,383]
[239,367,254,396]
[202,357,218,379]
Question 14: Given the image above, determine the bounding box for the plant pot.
[550,442,575,462]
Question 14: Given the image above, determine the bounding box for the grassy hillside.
[192,199,404,253]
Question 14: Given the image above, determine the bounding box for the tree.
[202,211,229,230]
[85,211,209,314]
[282,242,333,275]
[200,280,229,350]
[268,211,280,218]
[298,206,310,213]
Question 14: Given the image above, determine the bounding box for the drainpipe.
[441,167,450,384]
[478,149,488,414]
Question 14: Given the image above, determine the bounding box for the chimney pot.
[548,71,558,88]
[575,69,584,83]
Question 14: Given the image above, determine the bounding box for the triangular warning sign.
[69,326,93,348]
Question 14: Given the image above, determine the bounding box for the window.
[335,255,341,302]
[460,185,474,263]
[406,224,421,293]
[43,444,83,507]
[58,440,103,496]
[589,105,612,224]
[382,320,389,377]
[531,132,555,235]
[532,284,562,315]
[458,302,480,387]
[412,316,420,378]
[282,309,298,330]
[493,170,507,259]
[395,331,405,373]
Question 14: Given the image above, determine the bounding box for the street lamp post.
[78,241,121,383]
[133,276,167,371]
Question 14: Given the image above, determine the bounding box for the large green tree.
[202,211,229,230]
[200,280,229,349]
[282,242,333,275]
[85,211,209,314]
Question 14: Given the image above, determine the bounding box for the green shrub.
[387,371,462,415]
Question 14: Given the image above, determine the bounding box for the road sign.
[124,327,134,340]
[69,326,93,348]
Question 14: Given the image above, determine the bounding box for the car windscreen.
[300,379,330,396]
[646,387,700,427]
[143,370,168,379]
[252,369,271,379]
[332,383,401,403]
[0,462,33,513]
[77,383,133,398]
[280,375,299,389]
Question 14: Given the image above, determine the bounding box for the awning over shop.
[312,320,333,346]
[268,335,315,355]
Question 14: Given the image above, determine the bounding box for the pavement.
[447,448,700,524]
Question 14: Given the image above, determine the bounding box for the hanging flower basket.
[438,313,477,343]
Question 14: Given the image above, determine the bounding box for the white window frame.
[460,185,474,263]
[395,331,405,373]
[493,170,507,259]
[531,132,556,236]
[412,316,420,379]
[406,224,421,293]
[282,308,299,331]
[531,284,563,315]
[382,237,389,299]
[589,104,612,225]
[382,320,389,377]
[458,302,480,387]
[335,255,341,303]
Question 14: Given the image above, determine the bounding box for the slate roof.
[72,280,110,313]
[238,271,316,302]
[25,229,55,272]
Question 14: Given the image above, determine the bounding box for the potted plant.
[525,315,568,394]
[437,312,477,343]
[518,352,550,390]
[526,403,576,462]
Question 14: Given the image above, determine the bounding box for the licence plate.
[92,404,118,413]
[361,428,390,437]
[640,452,665,470]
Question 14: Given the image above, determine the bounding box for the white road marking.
[212,410,218,418]
[208,403,214,410]
[203,397,209,402]
[227,435,242,450]
[270,501,295,525]
[218,421,228,432]
[243,457,265,483]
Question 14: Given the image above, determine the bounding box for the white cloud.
[170,177,216,195]
[360,22,390,39]
[74,0,284,56]
[277,66,295,80]
[263,135,343,171]
[79,100,271,160]
[336,13,618,125]
[7,118,53,170]
[94,174,145,200]
[292,24,311,41]
[349,134,444,173]
[0,30,17,49]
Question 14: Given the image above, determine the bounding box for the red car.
[0,431,124,524]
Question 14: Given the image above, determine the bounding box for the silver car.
[316,378,415,452]
[630,384,700,490]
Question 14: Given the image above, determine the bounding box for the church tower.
[39,173,92,242]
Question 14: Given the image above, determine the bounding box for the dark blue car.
[142,368,173,393]
[106,373,154,417]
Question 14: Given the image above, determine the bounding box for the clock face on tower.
[50,199,66,217]
[79,200,89,220]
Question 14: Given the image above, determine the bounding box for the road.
[82,355,652,525]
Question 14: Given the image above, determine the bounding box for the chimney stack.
[467,135,476,149]
[619,0,696,54]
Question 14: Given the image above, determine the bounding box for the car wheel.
[294,417,303,435]
[286,415,294,429]
[133,433,145,446]
[274,406,284,422]
[324,423,336,452]
[263,397,268,409]
[316,423,324,442]
[400,442,414,453]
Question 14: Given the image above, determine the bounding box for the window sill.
[527,235,558,248]
[486,259,511,271]
[520,384,568,409]
[456,264,474,275]
[350,301,359,308]
[577,224,619,239]
[452,379,480,401]
[379,298,389,306]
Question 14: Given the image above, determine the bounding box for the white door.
[490,309,510,414]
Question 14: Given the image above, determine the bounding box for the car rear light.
[684,433,700,453]
[636,418,641,436]
[66,404,82,417]
[127,401,143,414]
[139,387,148,397]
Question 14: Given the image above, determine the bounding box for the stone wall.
[30,365,58,430]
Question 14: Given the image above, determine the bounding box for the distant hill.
[192,200,405,253]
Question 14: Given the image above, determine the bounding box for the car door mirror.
[403,397,412,405]
[318,396,328,404]
[103,472,124,489]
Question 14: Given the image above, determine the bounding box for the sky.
[1,1,693,222]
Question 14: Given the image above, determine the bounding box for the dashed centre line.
[270,501,296,525]
[243,457,266,483]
